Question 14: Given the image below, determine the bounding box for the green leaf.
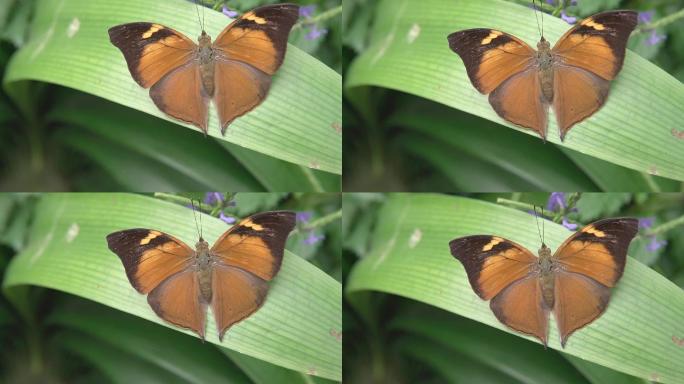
[49,301,252,384]
[564,355,648,384]
[562,149,681,192]
[224,349,339,384]
[575,193,632,222]
[4,0,341,174]
[51,103,264,191]
[396,337,524,384]
[392,308,588,384]
[387,102,597,191]
[345,0,684,182]
[346,194,684,383]
[222,142,341,192]
[57,331,189,384]
[3,194,342,381]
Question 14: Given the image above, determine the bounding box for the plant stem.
[300,209,342,232]
[644,214,684,237]
[153,193,210,212]
[634,8,684,34]
[496,198,554,219]
[294,5,342,30]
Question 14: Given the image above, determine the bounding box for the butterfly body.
[448,11,637,141]
[450,218,638,348]
[197,32,216,97]
[107,211,296,341]
[109,4,299,135]
[195,238,214,303]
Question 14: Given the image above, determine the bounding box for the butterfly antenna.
[533,205,544,246]
[201,0,206,32]
[194,0,203,31]
[532,0,542,38]
[191,199,202,240]
[542,206,546,244]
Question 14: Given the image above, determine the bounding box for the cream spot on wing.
[581,18,606,30]
[582,225,606,237]
[481,30,503,45]
[142,24,164,39]
[140,230,162,245]
[482,236,504,251]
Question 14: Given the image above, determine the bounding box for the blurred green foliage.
[343,192,684,383]
[343,0,684,191]
[0,0,341,191]
[0,192,341,383]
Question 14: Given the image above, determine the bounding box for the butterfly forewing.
[449,235,537,300]
[447,29,536,94]
[210,211,296,281]
[552,11,638,81]
[106,229,194,294]
[108,23,196,88]
[553,218,638,287]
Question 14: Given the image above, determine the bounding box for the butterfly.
[448,10,637,141]
[449,217,638,347]
[106,210,295,341]
[108,3,299,135]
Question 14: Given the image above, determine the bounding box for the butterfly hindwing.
[149,61,210,132]
[211,265,269,340]
[448,29,536,94]
[211,3,298,132]
[209,210,295,339]
[147,268,207,339]
[108,23,196,88]
[106,229,194,294]
[449,235,537,300]
[490,275,550,346]
[489,68,548,139]
[553,11,638,81]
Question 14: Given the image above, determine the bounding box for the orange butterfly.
[107,211,295,340]
[448,10,637,141]
[450,217,638,347]
[108,4,299,135]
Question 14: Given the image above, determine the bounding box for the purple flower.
[305,25,328,40]
[638,11,654,24]
[547,192,566,212]
[545,0,555,4]
[646,30,666,46]
[222,5,239,18]
[562,217,578,230]
[303,232,325,245]
[299,5,316,19]
[561,10,576,24]
[296,211,313,223]
[219,212,236,224]
[204,192,224,205]
[646,237,667,252]
[638,217,655,229]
